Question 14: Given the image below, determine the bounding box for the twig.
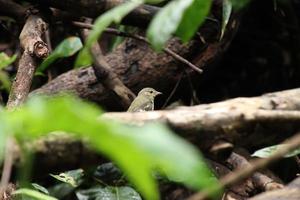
[186,71,201,105]
[187,133,300,200]
[72,21,203,74]
[80,19,135,108]
[45,29,52,52]
[0,138,14,189]
[162,72,183,108]
[226,153,283,192]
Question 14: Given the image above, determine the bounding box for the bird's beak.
[156,91,162,96]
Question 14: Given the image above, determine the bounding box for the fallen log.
[103,88,300,151]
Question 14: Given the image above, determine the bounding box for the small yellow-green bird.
[127,88,162,112]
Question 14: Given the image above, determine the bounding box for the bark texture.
[7,15,48,108]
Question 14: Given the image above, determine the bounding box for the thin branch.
[162,72,183,108]
[226,153,283,191]
[0,138,14,189]
[25,0,159,28]
[72,21,203,74]
[187,133,300,200]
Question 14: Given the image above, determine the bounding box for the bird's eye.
[150,91,153,93]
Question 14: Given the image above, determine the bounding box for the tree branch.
[25,0,159,27]
[7,14,48,108]
[1,14,48,196]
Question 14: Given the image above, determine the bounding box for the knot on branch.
[33,41,48,58]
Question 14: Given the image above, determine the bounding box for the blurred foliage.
[0,95,220,200]
[0,52,16,69]
[147,0,211,50]
[0,52,15,91]
[14,188,58,200]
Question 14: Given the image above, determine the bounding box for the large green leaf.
[75,0,144,67]
[3,95,220,200]
[76,186,142,200]
[37,37,83,72]
[252,144,300,158]
[0,52,16,69]
[147,0,211,50]
[122,123,219,191]
[175,0,212,42]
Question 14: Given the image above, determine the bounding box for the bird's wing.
[127,97,153,112]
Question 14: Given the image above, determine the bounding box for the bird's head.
[138,88,162,99]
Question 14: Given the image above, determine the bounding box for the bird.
[127,88,162,112]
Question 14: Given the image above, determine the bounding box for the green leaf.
[252,144,300,158]
[5,95,221,200]
[50,169,84,187]
[0,52,16,69]
[0,110,8,164]
[74,47,93,68]
[124,123,219,192]
[32,183,49,195]
[94,162,124,185]
[0,71,11,92]
[109,25,126,52]
[75,0,143,67]
[76,186,142,200]
[229,0,250,10]
[175,0,212,42]
[14,189,58,200]
[147,0,211,50]
[37,37,82,72]
[220,0,232,40]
